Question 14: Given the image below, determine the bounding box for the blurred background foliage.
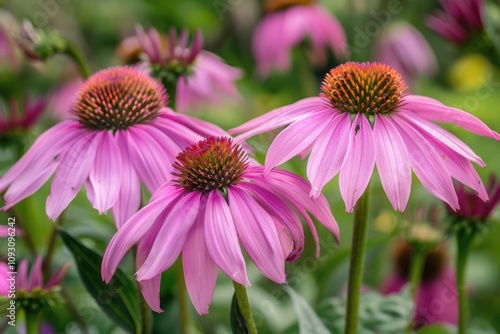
[0,0,500,333]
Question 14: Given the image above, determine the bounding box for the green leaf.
[59,230,142,333]
[285,286,330,334]
[418,325,453,334]
[230,292,248,334]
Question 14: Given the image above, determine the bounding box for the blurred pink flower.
[47,79,83,120]
[102,137,339,314]
[0,23,20,70]
[0,225,9,237]
[373,22,437,86]
[447,174,500,221]
[136,26,242,113]
[230,62,500,212]
[15,256,69,294]
[0,98,46,135]
[253,0,347,77]
[0,262,9,296]
[426,0,483,45]
[0,67,227,226]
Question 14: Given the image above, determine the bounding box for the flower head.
[230,62,500,212]
[373,22,437,86]
[0,97,46,139]
[0,66,228,226]
[446,174,500,222]
[253,0,347,77]
[102,137,339,315]
[426,0,483,45]
[135,26,242,112]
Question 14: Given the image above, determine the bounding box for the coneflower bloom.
[0,262,9,296]
[446,174,500,222]
[0,97,46,139]
[135,26,242,113]
[253,0,347,78]
[373,22,437,86]
[383,240,458,327]
[0,66,227,226]
[426,0,483,45]
[102,137,339,314]
[230,62,500,212]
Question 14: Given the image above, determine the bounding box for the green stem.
[139,281,153,334]
[64,41,91,79]
[233,281,258,334]
[24,309,42,334]
[176,263,189,334]
[406,247,425,333]
[42,212,64,278]
[344,185,371,334]
[456,230,474,334]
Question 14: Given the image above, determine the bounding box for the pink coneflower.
[253,0,347,78]
[102,137,339,314]
[135,26,242,113]
[426,0,483,45]
[383,241,458,327]
[447,174,500,222]
[230,62,500,212]
[13,256,69,296]
[373,22,437,86]
[0,98,45,138]
[0,262,9,296]
[0,66,227,226]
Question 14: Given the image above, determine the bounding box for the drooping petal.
[307,112,351,197]
[265,110,333,173]
[373,115,412,211]
[101,185,183,282]
[183,200,218,315]
[228,186,286,283]
[392,115,459,209]
[339,114,376,213]
[204,191,249,286]
[45,262,70,289]
[28,256,43,290]
[160,109,227,141]
[111,131,141,228]
[46,132,99,220]
[229,97,326,142]
[136,192,201,281]
[88,131,122,214]
[403,95,500,140]
[16,260,28,291]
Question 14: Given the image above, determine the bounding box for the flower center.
[321,62,407,115]
[172,137,248,192]
[264,0,315,13]
[71,67,167,130]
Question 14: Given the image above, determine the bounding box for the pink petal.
[16,260,28,290]
[403,95,500,140]
[46,132,99,220]
[101,185,183,282]
[373,115,412,211]
[182,202,217,315]
[307,112,351,197]
[204,191,249,286]
[88,131,122,214]
[265,110,333,173]
[229,97,325,142]
[160,110,227,140]
[398,109,485,166]
[136,192,201,280]
[111,131,141,228]
[28,256,43,290]
[45,262,70,289]
[392,115,459,209]
[228,186,286,283]
[339,114,376,213]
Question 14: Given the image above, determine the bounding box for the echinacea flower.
[373,21,437,86]
[446,174,500,222]
[0,97,46,138]
[253,0,347,78]
[135,26,242,113]
[383,240,458,328]
[230,62,500,212]
[102,137,339,314]
[426,0,483,45]
[0,66,227,226]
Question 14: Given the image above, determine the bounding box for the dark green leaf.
[230,292,248,334]
[59,230,142,333]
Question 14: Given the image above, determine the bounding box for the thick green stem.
[456,231,474,334]
[24,309,42,334]
[42,212,64,278]
[344,186,371,334]
[176,263,189,334]
[139,283,152,334]
[233,281,258,334]
[406,247,425,333]
[64,41,91,79]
